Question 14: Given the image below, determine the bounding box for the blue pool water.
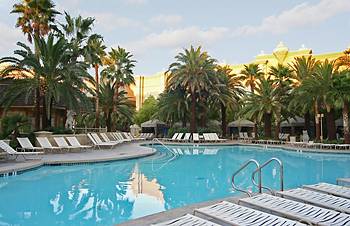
[0,145,349,225]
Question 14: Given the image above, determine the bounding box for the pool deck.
[0,142,155,174]
[117,195,245,226]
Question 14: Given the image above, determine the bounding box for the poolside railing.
[73,127,107,134]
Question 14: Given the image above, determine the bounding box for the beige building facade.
[131,42,346,110]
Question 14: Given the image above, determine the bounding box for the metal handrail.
[252,157,284,195]
[152,138,178,156]
[150,138,178,171]
[231,159,260,197]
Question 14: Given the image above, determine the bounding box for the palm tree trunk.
[190,92,196,133]
[42,97,48,130]
[274,121,280,140]
[34,32,41,131]
[221,103,227,137]
[106,111,112,132]
[343,100,350,144]
[95,64,100,128]
[34,89,41,130]
[182,117,186,127]
[264,112,272,138]
[326,108,336,140]
[304,111,311,134]
[314,101,320,141]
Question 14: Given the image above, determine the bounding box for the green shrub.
[0,114,31,139]
[49,127,73,134]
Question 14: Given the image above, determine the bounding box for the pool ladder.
[231,158,284,197]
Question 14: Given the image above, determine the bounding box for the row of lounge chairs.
[166,133,227,143]
[154,182,350,226]
[0,131,152,159]
[239,132,350,150]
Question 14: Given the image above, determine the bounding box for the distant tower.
[273,41,289,64]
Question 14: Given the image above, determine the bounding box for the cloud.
[124,26,229,55]
[149,14,183,27]
[123,0,148,5]
[0,22,24,56]
[233,0,350,36]
[82,12,141,31]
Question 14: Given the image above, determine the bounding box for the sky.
[0,0,350,76]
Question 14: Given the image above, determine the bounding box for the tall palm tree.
[83,36,106,128]
[240,64,263,92]
[59,12,96,59]
[211,65,243,137]
[11,0,60,130]
[12,0,59,43]
[269,64,293,139]
[157,88,188,127]
[289,56,318,138]
[101,47,135,129]
[330,70,350,143]
[315,60,336,140]
[166,46,218,133]
[0,34,92,128]
[98,79,134,131]
[240,78,279,138]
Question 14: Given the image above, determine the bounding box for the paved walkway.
[0,142,155,174]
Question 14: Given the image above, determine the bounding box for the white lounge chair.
[113,132,131,142]
[195,201,304,226]
[17,137,44,152]
[36,137,62,152]
[169,133,178,141]
[176,133,183,141]
[203,133,213,142]
[0,140,43,160]
[239,193,350,225]
[66,137,92,149]
[53,137,81,151]
[87,133,115,149]
[303,182,350,199]
[210,133,226,142]
[182,133,191,142]
[193,133,200,143]
[152,214,220,226]
[277,188,350,214]
[100,133,122,144]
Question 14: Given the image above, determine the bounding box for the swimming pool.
[0,145,349,225]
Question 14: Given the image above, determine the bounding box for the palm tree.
[0,34,92,128]
[59,12,98,59]
[11,0,60,130]
[102,47,136,119]
[12,0,60,43]
[330,70,350,143]
[241,78,280,138]
[240,64,263,92]
[98,79,134,131]
[157,88,188,127]
[166,46,217,132]
[289,56,318,138]
[83,36,106,128]
[211,65,243,137]
[269,64,293,139]
[315,60,336,140]
[335,48,350,70]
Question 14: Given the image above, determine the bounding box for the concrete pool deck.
[117,195,245,226]
[0,141,156,174]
